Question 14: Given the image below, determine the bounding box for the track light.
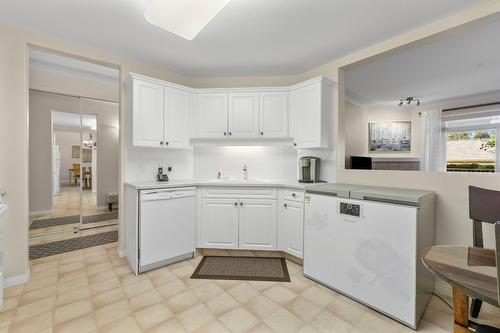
[398,97,420,107]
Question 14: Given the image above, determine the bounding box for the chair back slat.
[495,222,500,305]
[469,186,500,224]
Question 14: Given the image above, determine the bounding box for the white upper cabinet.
[132,79,165,147]
[130,73,334,147]
[259,91,289,138]
[290,77,335,149]
[228,93,259,138]
[164,87,190,148]
[130,74,191,149]
[196,93,228,138]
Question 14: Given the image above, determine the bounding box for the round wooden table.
[422,245,498,333]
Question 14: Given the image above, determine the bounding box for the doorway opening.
[28,48,120,259]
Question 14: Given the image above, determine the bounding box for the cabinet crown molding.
[129,72,336,93]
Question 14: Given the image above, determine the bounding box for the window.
[443,111,499,173]
[446,129,496,172]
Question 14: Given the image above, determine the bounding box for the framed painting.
[369,121,411,152]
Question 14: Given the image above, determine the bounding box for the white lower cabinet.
[278,199,304,258]
[200,198,239,249]
[238,199,277,250]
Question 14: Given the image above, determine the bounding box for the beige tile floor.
[29,187,118,246]
[3,242,499,333]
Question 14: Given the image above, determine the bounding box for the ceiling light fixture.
[144,0,232,40]
[398,97,421,107]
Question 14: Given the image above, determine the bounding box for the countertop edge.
[124,180,306,190]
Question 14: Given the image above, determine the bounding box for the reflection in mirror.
[80,101,120,231]
[344,13,499,172]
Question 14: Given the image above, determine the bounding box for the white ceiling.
[53,112,96,131]
[30,49,119,84]
[0,0,488,77]
[345,12,500,107]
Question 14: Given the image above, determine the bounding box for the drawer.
[284,189,304,202]
[202,187,278,199]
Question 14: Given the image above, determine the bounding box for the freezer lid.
[305,183,367,198]
[350,186,435,206]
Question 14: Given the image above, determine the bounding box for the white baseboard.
[4,268,30,288]
[29,209,53,216]
[117,248,126,258]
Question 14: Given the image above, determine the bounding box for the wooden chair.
[474,221,500,333]
[469,186,500,318]
[72,163,80,187]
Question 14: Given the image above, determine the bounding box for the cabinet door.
[238,199,277,250]
[290,82,321,148]
[132,79,164,147]
[164,87,190,148]
[259,92,288,138]
[196,93,228,138]
[200,198,238,249]
[279,200,304,258]
[228,93,259,138]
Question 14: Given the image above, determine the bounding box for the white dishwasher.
[139,187,196,273]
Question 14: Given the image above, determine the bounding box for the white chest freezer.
[303,184,435,329]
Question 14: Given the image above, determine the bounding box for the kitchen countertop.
[124,179,308,190]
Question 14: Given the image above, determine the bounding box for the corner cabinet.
[290,77,335,149]
[129,74,191,148]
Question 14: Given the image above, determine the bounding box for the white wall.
[54,130,80,183]
[125,148,194,182]
[30,68,118,102]
[345,102,421,159]
[193,146,297,180]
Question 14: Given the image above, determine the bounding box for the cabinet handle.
[228,132,232,136]
[240,202,243,206]
[166,142,169,146]
[292,193,296,197]
[234,202,238,206]
[160,141,163,145]
[260,132,264,136]
[224,132,227,136]
[284,203,288,208]
[293,143,297,147]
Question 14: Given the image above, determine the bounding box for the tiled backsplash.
[193,146,297,180]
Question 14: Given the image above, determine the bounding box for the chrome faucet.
[243,164,248,180]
